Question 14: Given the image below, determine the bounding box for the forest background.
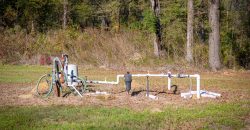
[0,0,249,70]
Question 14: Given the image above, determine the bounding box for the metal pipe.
[146,76,149,97]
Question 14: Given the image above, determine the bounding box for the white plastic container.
[67,64,78,86]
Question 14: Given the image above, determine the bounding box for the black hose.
[171,85,178,94]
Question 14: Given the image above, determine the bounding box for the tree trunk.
[63,0,67,29]
[30,20,35,35]
[101,16,109,31]
[186,0,194,63]
[150,0,161,57]
[209,0,221,71]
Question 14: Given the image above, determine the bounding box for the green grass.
[0,101,249,130]
[0,65,50,83]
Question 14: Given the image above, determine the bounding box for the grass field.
[0,65,249,129]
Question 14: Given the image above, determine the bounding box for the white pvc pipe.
[168,77,171,90]
[86,75,123,84]
[196,74,201,99]
[206,91,221,97]
[201,94,217,98]
[181,90,221,99]
[86,73,201,99]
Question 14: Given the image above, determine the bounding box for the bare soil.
[0,80,248,111]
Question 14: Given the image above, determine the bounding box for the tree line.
[0,0,249,70]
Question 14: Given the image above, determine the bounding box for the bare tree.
[186,0,194,63]
[63,0,67,29]
[150,0,161,57]
[209,0,221,71]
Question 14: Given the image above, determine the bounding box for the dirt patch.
[0,80,248,111]
[1,70,250,110]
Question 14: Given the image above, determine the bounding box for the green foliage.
[160,0,187,59]
[0,0,249,69]
[142,9,157,33]
[71,2,94,26]
[15,0,61,32]
[219,0,250,69]
[3,6,17,25]
[128,21,142,30]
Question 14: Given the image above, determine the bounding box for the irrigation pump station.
[36,55,221,99]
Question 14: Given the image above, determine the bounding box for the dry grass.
[0,28,161,67]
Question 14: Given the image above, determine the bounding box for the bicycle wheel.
[36,74,53,97]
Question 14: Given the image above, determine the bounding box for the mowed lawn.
[0,65,249,129]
